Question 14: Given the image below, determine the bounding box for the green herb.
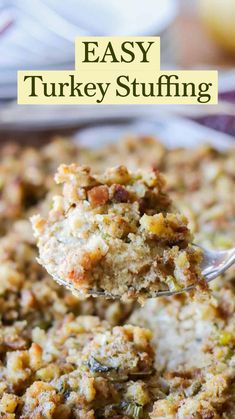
[123,402,144,418]
[34,319,52,330]
[57,380,67,394]
[184,381,201,397]
[87,356,113,373]
[129,369,154,379]
[224,348,234,362]
[97,401,144,418]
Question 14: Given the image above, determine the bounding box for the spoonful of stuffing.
[31,164,234,301]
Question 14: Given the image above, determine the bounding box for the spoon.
[49,245,235,299]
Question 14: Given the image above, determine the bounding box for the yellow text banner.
[18,70,218,105]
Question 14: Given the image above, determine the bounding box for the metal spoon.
[49,246,235,299]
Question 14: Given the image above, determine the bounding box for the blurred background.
[0,0,235,144]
